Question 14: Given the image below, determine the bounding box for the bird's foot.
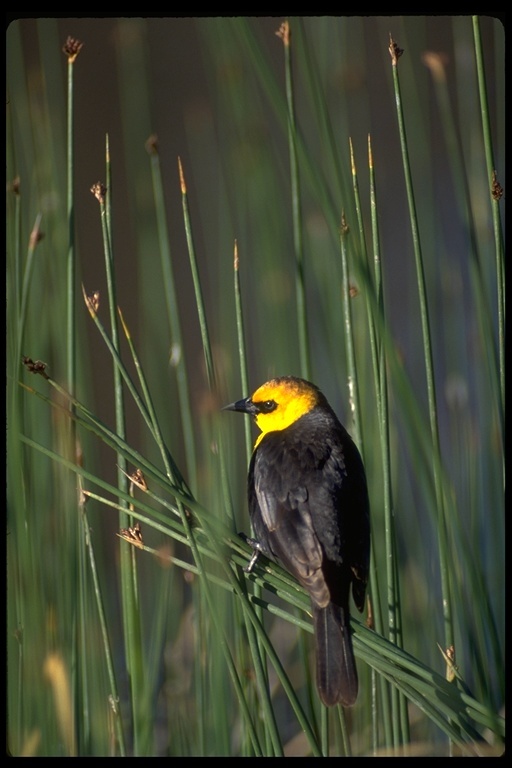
[239,533,264,573]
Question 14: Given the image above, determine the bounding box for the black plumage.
[225,377,370,707]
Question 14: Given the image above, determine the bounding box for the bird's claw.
[239,533,264,573]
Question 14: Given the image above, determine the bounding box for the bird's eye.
[258,399,277,414]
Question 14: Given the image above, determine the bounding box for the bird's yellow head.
[223,376,322,447]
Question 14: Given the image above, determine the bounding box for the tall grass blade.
[278,20,310,379]
[146,137,199,493]
[471,15,505,443]
[388,32,454,664]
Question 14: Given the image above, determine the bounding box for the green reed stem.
[81,502,126,755]
[62,36,89,753]
[472,15,505,440]
[90,164,147,752]
[147,138,198,493]
[64,38,78,402]
[17,215,42,361]
[178,157,215,389]
[280,19,310,380]
[233,242,252,462]
[117,307,192,498]
[389,35,454,661]
[232,241,288,753]
[347,138,393,748]
[368,134,410,746]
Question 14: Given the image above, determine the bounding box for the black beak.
[222,396,257,415]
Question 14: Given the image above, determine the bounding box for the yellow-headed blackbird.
[224,376,370,707]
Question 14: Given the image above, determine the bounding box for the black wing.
[248,408,369,611]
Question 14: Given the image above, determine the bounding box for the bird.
[223,375,370,707]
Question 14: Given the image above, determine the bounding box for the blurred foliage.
[7,16,504,756]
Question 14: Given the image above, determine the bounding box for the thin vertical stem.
[389,34,454,657]
[348,138,393,748]
[472,16,505,444]
[368,134,409,746]
[62,35,87,753]
[63,37,80,403]
[233,241,252,462]
[90,174,146,752]
[278,20,310,379]
[147,137,198,493]
[178,157,215,390]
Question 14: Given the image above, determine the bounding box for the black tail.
[313,602,358,707]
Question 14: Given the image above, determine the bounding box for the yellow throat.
[251,377,320,447]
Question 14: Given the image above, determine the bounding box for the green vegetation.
[7,16,504,756]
